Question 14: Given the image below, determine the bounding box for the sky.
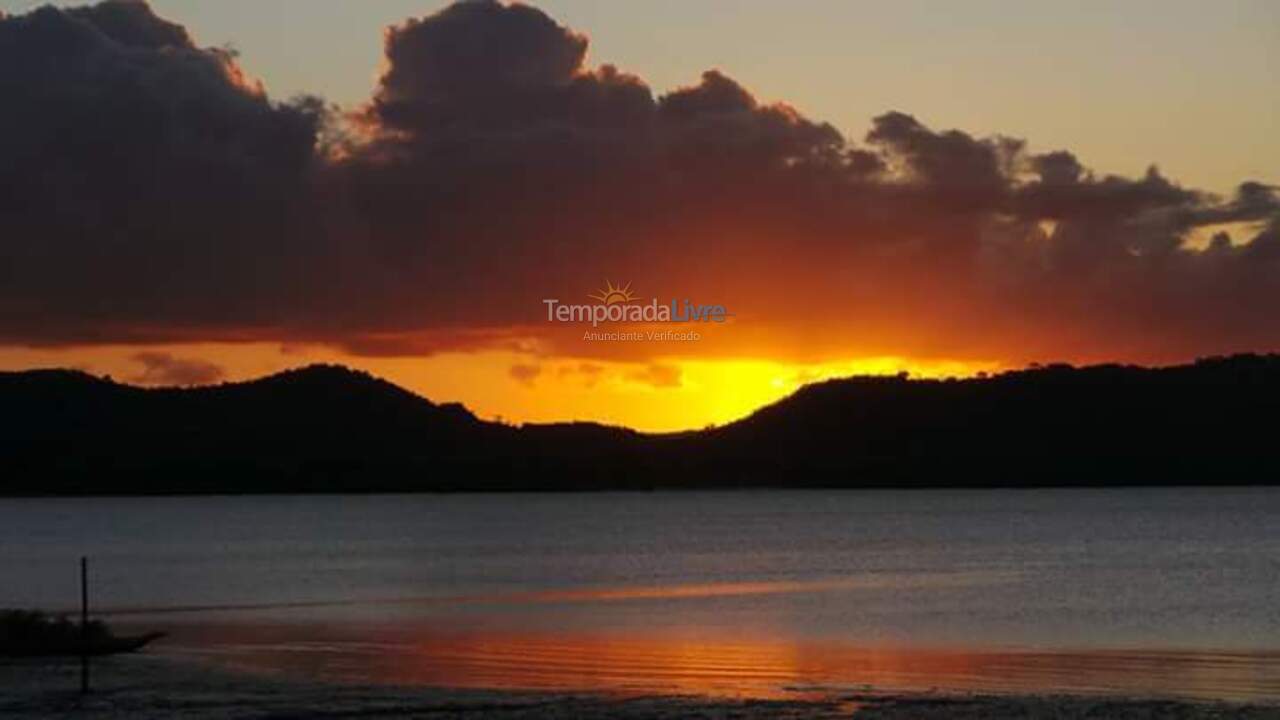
[6,0,1276,195]
[1,0,1278,430]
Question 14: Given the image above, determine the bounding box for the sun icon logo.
[589,280,638,305]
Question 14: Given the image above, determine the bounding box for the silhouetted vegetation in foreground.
[2,354,1278,494]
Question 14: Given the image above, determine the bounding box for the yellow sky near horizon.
[0,344,1000,432]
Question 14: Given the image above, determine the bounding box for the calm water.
[2,489,1278,700]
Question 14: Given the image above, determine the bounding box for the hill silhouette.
[1,356,1278,495]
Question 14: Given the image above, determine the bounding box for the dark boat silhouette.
[1,610,165,657]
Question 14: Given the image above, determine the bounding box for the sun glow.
[0,344,999,433]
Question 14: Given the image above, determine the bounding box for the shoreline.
[2,655,1278,719]
[4,485,1278,500]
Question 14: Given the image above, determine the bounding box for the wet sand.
[3,655,1278,719]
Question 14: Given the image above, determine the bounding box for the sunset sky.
[1,0,1277,430]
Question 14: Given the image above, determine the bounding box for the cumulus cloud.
[0,0,1277,366]
[129,351,225,386]
[0,0,327,344]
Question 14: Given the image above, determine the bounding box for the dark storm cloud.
[65,0,191,48]
[357,0,653,155]
[866,111,1022,201]
[0,0,327,343]
[659,70,844,172]
[0,0,1278,364]
[328,0,852,345]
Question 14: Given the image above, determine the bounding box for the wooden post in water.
[80,556,90,694]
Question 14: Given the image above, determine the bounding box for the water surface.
[1,489,1277,700]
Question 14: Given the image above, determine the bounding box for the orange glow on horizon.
[0,343,1000,432]
[148,617,1279,702]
